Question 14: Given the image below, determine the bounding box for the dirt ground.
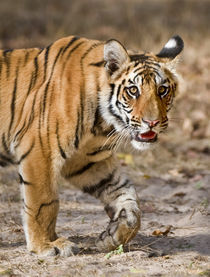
[0,0,210,276]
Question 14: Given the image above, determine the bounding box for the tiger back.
[0,35,183,256]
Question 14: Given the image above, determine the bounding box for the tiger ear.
[104,39,129,76]
[156,35,184,61]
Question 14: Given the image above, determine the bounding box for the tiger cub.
[0,35,183,256]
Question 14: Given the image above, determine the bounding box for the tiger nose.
[142,118,160,128]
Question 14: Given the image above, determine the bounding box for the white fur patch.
[165,38,177,49]
[131,140,152,151]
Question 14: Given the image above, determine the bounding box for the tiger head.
[100,36,184,150]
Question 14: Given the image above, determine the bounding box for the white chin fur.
[131,140,153,151]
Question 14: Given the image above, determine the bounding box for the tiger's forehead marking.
[126,60,165,86]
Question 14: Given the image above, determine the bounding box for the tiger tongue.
[139,130,157,140]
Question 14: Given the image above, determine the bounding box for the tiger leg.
[78,157,141,251]
[96,174,141,251]
[19,148,78,256]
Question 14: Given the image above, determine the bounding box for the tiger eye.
[130,86,137,94]
[158,85,168,97]
[127,86,139,96]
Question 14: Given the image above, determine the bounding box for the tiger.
[0,35,184,256]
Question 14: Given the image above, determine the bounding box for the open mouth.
[132,130,158,143]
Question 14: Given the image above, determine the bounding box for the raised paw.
[96,206,140,251]
[31,237,79,257]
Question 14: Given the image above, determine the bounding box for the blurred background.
[0,0,209,140]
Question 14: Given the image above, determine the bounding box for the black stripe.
[14,120,26,142]
[134,66,160,75]
[62,36,80,55]
[130,54,149,62]
[46,90,54,151]
[108,104,124,123]
[87,146,111,156]
[124,198,137,202]
[8,76,18,140]
[116,85,121,109]
[18,173,31,185]
[18,141,35,164]
[56,121,66,159]
[66,42,84,61]
[89,60,104,67]
[116,85,121,99]
[145,61,161,67]
[128,79,134,84]
[23,201,33,210]
[133,67,142,73]
[47,217,57,232]
[89,74,100,134]
[38,96,44,151]
[42,78,51,116]
[74,110,80,149]
[110,83,115,93]
[66,162,95,179]
[161,118,168,124]
[61,41,85,77]
[83,171,115,197]
[91,107,100,135]
[2,133,10,156]
[108,83,124,123]
[0,58,3,80]
[43,46,64,117]
[3,50,12,79]
[79,86,84,139]
[0,153,14,164]
[121,103,131,109]
[113,192,126,201]
[131,118,140,124]
[23,208,33,217]
[26,71,35,96]
[44,44,52,81]
[32,56,39,88]
[79,43,102,139]
[24,51,30,66]
[125,115,129,124]
[126,66,131,74]
[36,199,59,220]
[80,43,102,63]
[38,48,44,54]
[122,94,128,102]
[109,179,130,194]
[15,86,37,146]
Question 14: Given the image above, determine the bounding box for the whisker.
[100,129,118,150]
[107,128,116,137]
[112,126,130,152]
[168,117,183,122]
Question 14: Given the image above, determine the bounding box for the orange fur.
[0,35,183,256]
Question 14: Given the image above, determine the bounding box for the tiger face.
[100,36,183,150]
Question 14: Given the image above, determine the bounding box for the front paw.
[30,237,79,257]
[96,207,140,251]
